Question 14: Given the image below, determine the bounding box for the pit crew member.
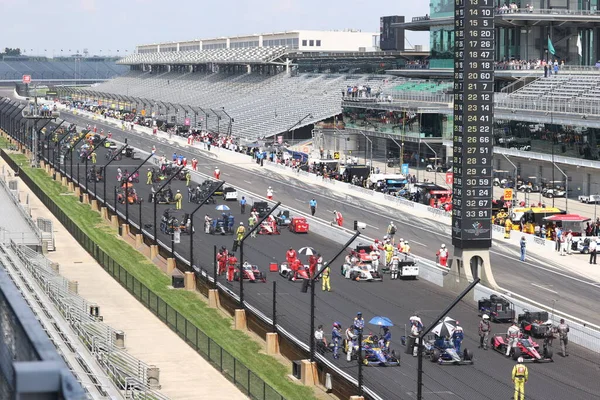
[512,357,528,400]
[370,248,380,272]
[506,321,522,356]
[437,244,449,267]
[479,314,491,349]
[345,326,358,362]
[353,312,365,334]
[332,322,342,359]
[390,251,400,280]
[314,325,328,353]
[452,322,464,353]
[227,253,238,282]
[286,247,297,266]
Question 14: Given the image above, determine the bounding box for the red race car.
[289,216,309,233]
[279,263,310,281]
[490,334,553,362]
[233,263,267,283]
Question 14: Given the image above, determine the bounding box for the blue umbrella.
[215,205,230,211]
[369,316,394,327]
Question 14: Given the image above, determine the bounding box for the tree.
[2,48,21,56]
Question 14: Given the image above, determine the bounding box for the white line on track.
[530,283,558,294]
[244,180,253,184]
[223,173,231,176]
[491,250,600,287]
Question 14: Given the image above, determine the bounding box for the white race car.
[341,263,383,282]
[223,186,238,201]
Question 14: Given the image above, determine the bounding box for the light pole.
[416,279,480,400]
[308,231,361,363]
[69,133,86,180]
[153,165,186,242]
[502,154,518,205]
[238,202,282,307]
[123,153,153,224]
[287,113,313,146]
[82,138,107,191]
[103,144,127,205]
[221,107,233,136]
[421,140,438,185]
[355,131,373,170]
[189,181,225,270]
[552,162,569,213]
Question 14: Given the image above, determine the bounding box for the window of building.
[316,40,321,47]
[309,40,314,46]
[302,40,307,46]
[292,38,299,48]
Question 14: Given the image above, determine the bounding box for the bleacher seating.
[90,70,406,142]
[118,47,289,65]
[502,74,600,114]
[0,59,128,80]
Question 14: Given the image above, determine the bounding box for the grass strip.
[3,142,315,400]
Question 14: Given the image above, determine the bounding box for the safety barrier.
[0,149,286,400]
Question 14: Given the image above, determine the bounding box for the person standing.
[314,325,327,353]
[452,322,464,353]
[227,253,237,282]
[248,214,257,238]
[240,196,247,214]
[321,263,331,292]
[191,158,198,171]
[185,170,191,187]
[308,254,317,278]
[387,222,397,245]
[214,167,220,180]
[511,357,528,400]
[309,198,317,216]
[520,236,526,262]
[506,321,521,357]
[266,186,273,200]
[174,190,183,210]
[566,229,573,255]
[589,239,597,264]
[146,168,153,185]
[557,318,570,357]
[332,322,342,359]
[479,314,491,349]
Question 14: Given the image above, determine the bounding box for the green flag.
[548,36,556,56]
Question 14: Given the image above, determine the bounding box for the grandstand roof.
[117,46,289,65]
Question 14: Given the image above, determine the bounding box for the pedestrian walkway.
[0,157,246,400]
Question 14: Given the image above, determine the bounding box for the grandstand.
[0,57,128,81]
[70,47,413,142]
[497,74,600,116]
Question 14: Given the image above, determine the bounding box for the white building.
[136,30,379,54]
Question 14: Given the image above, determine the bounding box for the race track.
[38,117,600,400]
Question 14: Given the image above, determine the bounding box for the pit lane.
[44,137,600,400]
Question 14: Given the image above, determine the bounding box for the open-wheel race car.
[342,263,383,282]
[288,216,309,233]
[343,334,400,367]
[222,186,238,201]
[490,334,553,362]
[423,338,474,365]
[233,262,266,283]
[278,262,310,281]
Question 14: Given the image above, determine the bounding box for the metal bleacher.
[91,69,405,142]
[497,74,600,115]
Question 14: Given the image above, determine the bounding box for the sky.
[0,0,430,57]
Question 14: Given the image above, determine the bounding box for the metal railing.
[0,174,43,245]
[0,150,286,400]
[8,241,166,399]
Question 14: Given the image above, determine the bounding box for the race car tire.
[233,271,240,281]
[287,272,293,281]
[544,347,553,359]
[350,271,358,281]
[430,349,441,362]
[512,347,521,361]
[464,349,474,361]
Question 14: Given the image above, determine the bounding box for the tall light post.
[153,165,185,242]
[308,230,361,363]
[287,113,313,146]
[238,202,282,307]
[502,154,518,205]
[122,153,153,224]
[189,181,225,269]
[221,107,233,136]
[103,145,127,205]
[552,162,569,213]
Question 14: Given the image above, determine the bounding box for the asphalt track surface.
[39,117,600,400]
